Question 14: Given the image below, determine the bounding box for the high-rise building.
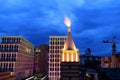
[34,44,49,75]
[48,36,66,80]
[61,17,80,80]
[0,36,34,80]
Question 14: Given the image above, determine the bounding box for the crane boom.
[103,36,120,55]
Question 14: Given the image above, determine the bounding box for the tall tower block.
[48,36,67,80]
[61,17,80,80]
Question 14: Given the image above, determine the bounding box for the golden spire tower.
[61,16,80,80]
[61,16,79,62]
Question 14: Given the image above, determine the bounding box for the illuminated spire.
[64,16,76,50]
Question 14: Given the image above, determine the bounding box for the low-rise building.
[101,54,120,68]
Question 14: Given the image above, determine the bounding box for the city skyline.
[0,0,120,56]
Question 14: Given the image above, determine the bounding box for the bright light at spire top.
[64,16,71,27]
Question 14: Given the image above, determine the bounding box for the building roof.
[2,36,34,47]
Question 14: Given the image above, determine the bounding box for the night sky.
[0,0,120,56]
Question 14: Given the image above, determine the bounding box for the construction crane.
[103,36,120,55]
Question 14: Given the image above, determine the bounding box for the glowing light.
[71,53,74,62]
[64,16,71,27]
[61,50,79,62]
[76,53,78,62]
[66,53,69,62]
[62,53,64,62]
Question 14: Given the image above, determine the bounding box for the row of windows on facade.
[0,45,19,52]
[0,57,16,61]
[49,55,60,58]
[50,45,63,47]
[49,72,60,76]
[49,59,60,62]
[102,58,120,64]
[0,48,18,52]
[0,45,19,48]
[2,38,21,43]
[50,38,66,41]
[49,50,62,53]
[50,68,60,71]
[49,63,60,67]
[49,46,63,49]
[0,54,16,61]
[0,54,16,57]
[0,68,13,72]
[50,42,65,45]
[0,63,14,67]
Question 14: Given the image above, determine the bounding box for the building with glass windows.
[0,36,34,80]
[48,36,66,80]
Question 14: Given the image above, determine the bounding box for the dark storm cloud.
[0,0,120,56]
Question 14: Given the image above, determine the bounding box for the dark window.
[50,68,54,71]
